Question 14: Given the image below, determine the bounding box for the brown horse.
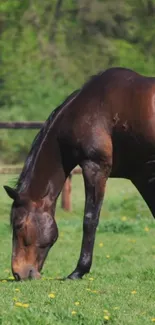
[4,67,155,280]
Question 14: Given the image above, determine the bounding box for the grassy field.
[1,174,155,324]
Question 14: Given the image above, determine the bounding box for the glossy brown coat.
[4,67,155,280]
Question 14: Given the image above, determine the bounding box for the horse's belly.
[110,128,155,179]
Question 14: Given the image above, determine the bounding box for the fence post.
[61,174,72,211]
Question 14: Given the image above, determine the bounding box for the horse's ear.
[3,186,19,202]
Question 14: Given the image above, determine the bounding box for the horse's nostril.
[28,269,33,280]
[14,273,21,281]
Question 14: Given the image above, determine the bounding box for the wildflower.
[131,290,137,294]
[106,255,110,258]
[113,306,119,310]
[144,227,149,232]
[99,242,104,247]
[103,310,109,313]
[74,301,80,306]
[86,288,91,291]
[89,277,94,281]
[15,288,20,292]
[91,290,98,293]
[71,310,77,315]
[13,297,17,301]
[48,293,55,298]
[15,302,29,308]
[22,304,29,308]
[129,239,136,243]
[1,280,7,283]
[104,315,110,320]
[151,318,155,322]
[121,216,127,221]
[15,302,23,307]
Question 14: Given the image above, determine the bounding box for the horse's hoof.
[66,272,83,280]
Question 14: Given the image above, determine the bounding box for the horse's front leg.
[67,159,111,279]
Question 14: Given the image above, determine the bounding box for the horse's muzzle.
[13,265,41,281]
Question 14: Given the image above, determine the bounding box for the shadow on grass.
[0,276,66,283]
[0,278,15,282]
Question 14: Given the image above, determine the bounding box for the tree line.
[0,0,155,162]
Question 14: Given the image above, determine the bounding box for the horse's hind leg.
[131,175,155,217]
[67,157,112,280]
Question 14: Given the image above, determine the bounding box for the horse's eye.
[15,221,23,231]
[23,237,31,247]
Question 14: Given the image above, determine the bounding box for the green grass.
[1,175,155,324]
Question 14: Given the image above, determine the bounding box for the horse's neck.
[19,93,79,202]
[28,135,67,201]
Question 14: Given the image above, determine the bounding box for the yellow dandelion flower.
[144,227,149,232]
[104,315,110,320]
[15,302,23,307]
[15,288,20,292]
[74,301,80,306]
[106,255,110,258]
[89,277,94,281]
[151,318,155,322]
[103,309,109,313]
[8,276,14,280]
[131,290,137,294]
[71,310,77,315]
[129,239,136,243]
[15,302,29,308]
[121,216,127,221]
[22,304,29,308]
[99,242,104,247]
[48,293,55,298]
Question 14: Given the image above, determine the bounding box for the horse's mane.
[15,70,111,193]
[16,89,80,192]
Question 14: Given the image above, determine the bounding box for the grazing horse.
[4,67,155,280]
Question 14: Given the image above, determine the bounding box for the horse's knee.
[83,215,98,233]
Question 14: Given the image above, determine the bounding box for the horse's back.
[97,68,155,177]
[79,67,155,140]
[70,67,155,139]
[59,68,155,177]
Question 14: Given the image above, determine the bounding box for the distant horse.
[4,67,155,280]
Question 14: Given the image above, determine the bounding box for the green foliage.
[0,0,155,162]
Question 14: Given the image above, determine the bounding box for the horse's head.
[4,185,58,281]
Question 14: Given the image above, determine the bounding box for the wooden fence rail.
[0,122,43,129]
[0,121,82,211]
